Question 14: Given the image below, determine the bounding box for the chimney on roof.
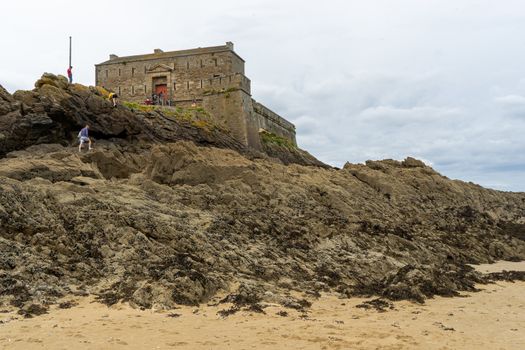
[226,42,234,50]
[154,48,164,54]
[109,54,118,60]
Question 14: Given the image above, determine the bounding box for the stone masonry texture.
[95,42,296,150]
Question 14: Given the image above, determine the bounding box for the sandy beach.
[1,262,524,350]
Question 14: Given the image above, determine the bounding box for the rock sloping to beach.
[1,74,525,316]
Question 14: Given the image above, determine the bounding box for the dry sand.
[1,262,524,350]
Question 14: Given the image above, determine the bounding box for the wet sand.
[1,262,524,350]
[472,260,525,274]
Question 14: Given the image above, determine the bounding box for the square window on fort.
[213,58,218,67]
[144,84,147,93]
[200,59,203,68]
[105,70,108,78]
[132,68,136,76]
[186,61,189,69]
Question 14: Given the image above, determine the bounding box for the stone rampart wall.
[251,101,296,146]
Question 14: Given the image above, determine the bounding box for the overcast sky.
[1,0,524,191]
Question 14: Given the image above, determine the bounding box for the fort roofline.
[95,43,244,66]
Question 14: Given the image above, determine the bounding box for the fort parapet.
[95,43,295,150]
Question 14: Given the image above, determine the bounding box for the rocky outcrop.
[0,75,524,316]
[1,73,324,168]
[261,140,329,168]
[7,74,244,152]
[0,85,17,115]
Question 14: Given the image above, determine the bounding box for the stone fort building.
[95,42,296,149]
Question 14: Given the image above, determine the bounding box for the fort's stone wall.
[251,101,297,146]
[201,91,296,150]
[95,43,296,151]
[96,43,244,103]
[201,89,250,146]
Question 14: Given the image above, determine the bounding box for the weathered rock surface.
[1,75,525,316]
[1,73,323,168]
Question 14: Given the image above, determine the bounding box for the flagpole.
[69,36,72,68]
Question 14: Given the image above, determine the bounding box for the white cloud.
[357,106,462,125]
[494,95,525,120]
[495,95,525,105]
[1,0,525,191]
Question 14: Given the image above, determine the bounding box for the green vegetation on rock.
[260,130,296,149]
[122,101,157,112]
[121,101,219,132]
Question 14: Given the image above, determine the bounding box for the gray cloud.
[1,0,524,191]
[495,95,525,119]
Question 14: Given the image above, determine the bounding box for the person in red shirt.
[67,66,73,83]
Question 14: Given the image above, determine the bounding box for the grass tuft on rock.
[121,101,220,132]
[260,130,296,150]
